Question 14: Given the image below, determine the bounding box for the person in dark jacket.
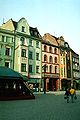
[65,88,70,103]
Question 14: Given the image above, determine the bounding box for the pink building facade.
[42,33,60,91]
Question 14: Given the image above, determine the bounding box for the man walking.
[65,88,70,103]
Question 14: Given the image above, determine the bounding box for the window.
[44,55,47,61]
[65,43,68,48]
[36,66,39,73]
[22,26,25,32]
[29,65,32,73]
[44,45,47,51]
[6,36,11,43]
[50,65,52,73]
[31,30,33,35]
[55,66,57,73]
[29,51,33,59]
[61,41,64,46]
[2,36,4,42]
[61,68,63,76]
[36,53,39,60]
[67,52,70,60]
[29,39,32,46]
[36,41,39,48]
[44,64,47,72]
[54,57,57,63]
[49,46,52,53]
[49,56,53,63]
[20,37,25,45]
[12,37,14,42]
[35,31,37,36]
[21,63,26,72]
[5,48,10,56]
[54,48,57,54]
[5,62,9,68]
[21,49,26,57]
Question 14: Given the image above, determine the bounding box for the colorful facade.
[42,33,60,91]
[58,36,80,90]
[0,18,80,91]
[70,49,80,89]
[28,27,42,91]
[0,18,42,91]
[0,28,14,69]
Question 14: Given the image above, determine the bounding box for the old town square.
[0,91,80,120]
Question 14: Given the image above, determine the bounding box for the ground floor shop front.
[28,78,42,92]
[43,78,60,92]
[61,79,71,90]
[28,77,60,92]
[28,77,80,92]
[61,79,80,90]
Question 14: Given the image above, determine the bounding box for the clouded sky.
[0,0,80,55]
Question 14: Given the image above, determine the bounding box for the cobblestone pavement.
[0,93,80,120]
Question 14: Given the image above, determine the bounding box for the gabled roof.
[11,19,17,30]
[43,33,59,46]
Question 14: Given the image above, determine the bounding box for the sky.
[0,0,80,55]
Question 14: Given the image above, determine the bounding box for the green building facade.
[0,28,14,69]
[0,18,42,91]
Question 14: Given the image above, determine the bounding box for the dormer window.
[65,44,68,48]
[22,26,25,32]
[35,31,37,36]
[31,30,33,35]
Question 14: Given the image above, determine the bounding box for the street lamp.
[42,64,47,94]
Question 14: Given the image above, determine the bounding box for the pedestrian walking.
[70,86,75,103]
[74,89,77,100]
[64,88,70,103]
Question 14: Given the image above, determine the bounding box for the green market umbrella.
[0,66,28,81]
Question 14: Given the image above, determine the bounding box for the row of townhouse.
[0,18,80,92]
[42,34,80,91]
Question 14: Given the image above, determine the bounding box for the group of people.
[64,86,77,103]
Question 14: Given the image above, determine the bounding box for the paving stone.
[0,94,80,120]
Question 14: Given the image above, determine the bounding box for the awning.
[28,78,41,83]
[0,66,28,81]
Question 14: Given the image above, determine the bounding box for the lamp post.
[42,64,47,94]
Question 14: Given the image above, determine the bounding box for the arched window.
[55,66,57,73]
[54,48,57,54]
[44,55,47,61]
[44,45,47,51]
[54,57,57,63]
[50,65,52,73]
[49,46,52,53]
[49,56,53,63]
